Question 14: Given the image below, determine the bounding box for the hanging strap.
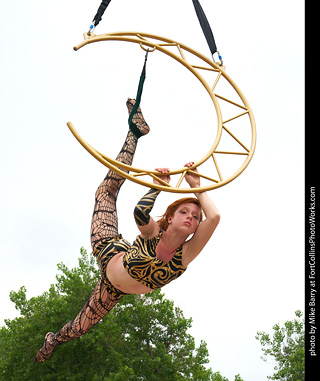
[87,0,149,138]
[89,0,112,32]
[192,0,222,62]
[128,50,149,138]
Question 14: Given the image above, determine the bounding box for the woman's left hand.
[184,162,200,188]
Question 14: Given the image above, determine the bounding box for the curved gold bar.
[67,32,256,193]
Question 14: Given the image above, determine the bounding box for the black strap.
[92,0,112,28]
[128,50,149,138]
[192,0,217,55]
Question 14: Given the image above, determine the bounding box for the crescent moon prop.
[67,31,256,193]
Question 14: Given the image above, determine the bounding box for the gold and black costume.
[123,230,186,289]
[92,228,187,299]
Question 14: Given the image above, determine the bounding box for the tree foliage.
[0,248,243,380]
[255,310,305,380]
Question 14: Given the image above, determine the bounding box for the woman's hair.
[157,197,203,230]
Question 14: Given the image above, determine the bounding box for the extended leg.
[90,99,149,251]
[35,100,150,363]
[35,277,120,362]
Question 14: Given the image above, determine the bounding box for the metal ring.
[68,31,256,193]
[139,42,156,52]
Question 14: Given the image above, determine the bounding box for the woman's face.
[168,203,201,234]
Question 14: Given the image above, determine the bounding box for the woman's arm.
[134,188,161,238]
[133,168,171,239]
[183,162,220,266]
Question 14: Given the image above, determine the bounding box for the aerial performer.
[35,98,221,362]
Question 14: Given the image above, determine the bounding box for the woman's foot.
[34,332,56,363]
[126,98,150,137]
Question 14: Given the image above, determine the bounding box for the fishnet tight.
[35,99,149,362]
[34,278,119,362]
[90,129,138,251]
[90,98,149,251]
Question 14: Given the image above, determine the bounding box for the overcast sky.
[0,1,304,380]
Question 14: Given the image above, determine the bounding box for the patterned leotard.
[123,230,187,290]
[93,234,131,297]
[93,230,187,297]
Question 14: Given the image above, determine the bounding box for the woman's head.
[157,197,203,231]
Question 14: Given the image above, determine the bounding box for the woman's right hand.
[154,168,171,185]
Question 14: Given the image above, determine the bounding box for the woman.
[35,98,220,362]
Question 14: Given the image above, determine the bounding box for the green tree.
[210,372,244,381]
[0,248,243,380]
[255,310,305,381]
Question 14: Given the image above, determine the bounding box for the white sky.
[0,1,305,380]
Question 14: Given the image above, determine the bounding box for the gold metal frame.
[67,31,256,193]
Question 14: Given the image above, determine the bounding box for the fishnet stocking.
[90,130,138,251]
[90,98,149,251]
[35,98,149,363]
[35,278,119,362]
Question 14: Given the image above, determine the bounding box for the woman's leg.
[35,278,121,362]
[90,98,150,251]
[35,99,149,362]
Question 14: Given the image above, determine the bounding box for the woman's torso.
[106,231,187,295]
